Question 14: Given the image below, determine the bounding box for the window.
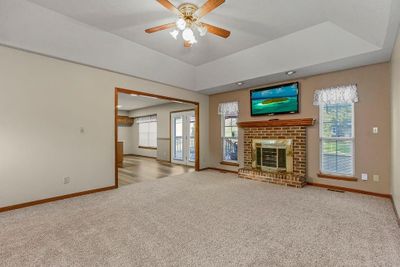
[320,103,354,176]
[222,115,238,162]
[137,115,157,148]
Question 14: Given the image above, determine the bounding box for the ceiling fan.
[145,0,231,48]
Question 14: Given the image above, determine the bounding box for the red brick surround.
[238,120,314,188]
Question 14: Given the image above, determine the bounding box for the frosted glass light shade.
[176,18,186,31]
[182,28,194,41]
[170,30,179,40]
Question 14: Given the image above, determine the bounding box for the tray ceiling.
[1,0,400,93]
[26,0,393,66]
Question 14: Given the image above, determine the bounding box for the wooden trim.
[201,167,238,174]
[0,186,116,213]
[317,172,358,182]
[237,118,315,128]
[115,89,119,188]
[307,182,391,199]
[116,88,199,106]
[116,87,200,173]
[138,146,157,150]
[220,161,239,167]
[195,105,200,171]
[391,196,400,227]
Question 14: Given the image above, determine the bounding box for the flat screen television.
[250,82,299,116]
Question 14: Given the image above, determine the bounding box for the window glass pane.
[222,114,238,162]
[138,121,157,147]
[223,138,238,161]
[225,117,232,127]
[322,104,353,138]
[224,127,232,137]
[175,117,183,137]
[232,127,238,138]
[321,140,353,176]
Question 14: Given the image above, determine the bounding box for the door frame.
[170,109,196,166]
[115,87,200,188]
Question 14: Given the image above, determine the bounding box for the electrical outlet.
[80,127,85,134]
[64,177,71,184]
[373,175,380,182]
[361,173,368,181]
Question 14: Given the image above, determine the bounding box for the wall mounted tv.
[250,82,299,116]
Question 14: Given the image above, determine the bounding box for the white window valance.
[218,101,239,116]
[313,84,359,106]
[136,115,157,124]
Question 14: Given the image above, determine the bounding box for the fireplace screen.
[252,139,293,172]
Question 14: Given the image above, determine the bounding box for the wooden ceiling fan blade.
[203,23,231,38]
[157,0,182,16]
[145,22,176,33]
[184,40,192,48]
[197,0,225,18]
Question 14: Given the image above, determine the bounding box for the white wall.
[0,45,209,208]
[391,29,400,217]
[128,102,194,160]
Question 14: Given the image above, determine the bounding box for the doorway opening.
[114,88,200,187]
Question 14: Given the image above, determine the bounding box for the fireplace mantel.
[237,118,315,128]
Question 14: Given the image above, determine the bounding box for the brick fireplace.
[237,118,315,188]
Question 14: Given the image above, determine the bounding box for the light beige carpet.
[1,171,400,266]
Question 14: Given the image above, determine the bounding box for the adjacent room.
[116,91,196,186]
[1,0,400,266]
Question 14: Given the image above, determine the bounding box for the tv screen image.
[250,82,299,116]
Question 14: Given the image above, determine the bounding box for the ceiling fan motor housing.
[178,3,199,24]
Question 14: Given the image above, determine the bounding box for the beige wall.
[0,45,209,208]
[391,30,400,214]
[210,63,391,194]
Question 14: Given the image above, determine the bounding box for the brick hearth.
[237,119,315,188]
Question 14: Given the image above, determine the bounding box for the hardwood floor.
[118,155,194,186]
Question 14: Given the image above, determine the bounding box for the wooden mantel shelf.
[237,118,316,128]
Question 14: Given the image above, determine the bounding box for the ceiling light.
[286,70,296,76]
[188,35,197,44]
[237,82,244,86]
[182,28,194,42]
[197,25,208,37]
[169,29,179,40]
[176,18,186,31]
[130,94,138,96]
[117,105,123,109]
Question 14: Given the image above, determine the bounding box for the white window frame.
[138,116,157,149]
[221,114,238,163]
[319,103,355,177]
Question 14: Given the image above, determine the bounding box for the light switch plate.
[373,127,379,134]
[373,175,380,182]
[361,173,368,181]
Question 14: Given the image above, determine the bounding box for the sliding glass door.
[171,110,195,166]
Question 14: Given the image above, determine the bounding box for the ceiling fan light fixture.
[189,35,197,44]
[170,29,179,40]
[176,18,186,31]
[197,25,208,37]
[182,28,194,41]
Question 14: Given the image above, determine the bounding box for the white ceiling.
[1,0,400,94]
[118,93,171,111]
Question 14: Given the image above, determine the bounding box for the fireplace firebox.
[252,139,293,172]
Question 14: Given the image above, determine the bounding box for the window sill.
[138,146,157,150]
[220,161,239,167]
[317,172,358,182]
